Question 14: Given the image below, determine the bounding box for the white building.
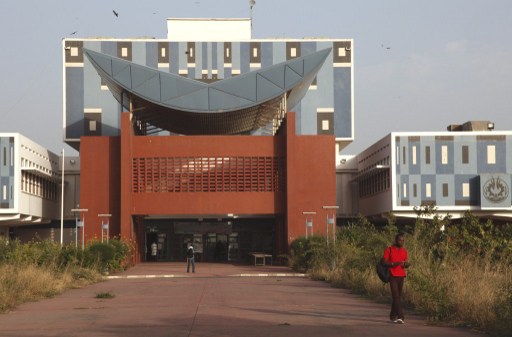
[0,133,80,242]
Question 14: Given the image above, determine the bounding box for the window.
[442,183,449,197]
[462,145,469,164]
[121,47,128,57]
[403,183,407,198]
[189,47,194,58]
[2,147,5,166]
[413,184,417,197]
[462,183,470,197]
[441,145,448,164]
[396,146,400,164]
[2,185,6,200]
[425,146,431,164]
[402,147,406,165]
[322,120,329,131]
[161,48,166,58]
[290,48,297,57]
[412,146,417,165]
[89,120,97,132]
[70,47,78,57]
[253,48,258,58]
[425,183,431,197]
[337,47,346,57]
[487,145,496,164]
[226,47,230,58]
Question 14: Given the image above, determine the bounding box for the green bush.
[290,208,512,336]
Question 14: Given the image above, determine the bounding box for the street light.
[71,207,88,249]
[302,211,316,239]
[322,206,339,244]
[60,149,65,246]
[98,213,112,243]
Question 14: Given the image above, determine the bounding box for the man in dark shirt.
[383,233,410,324]
[186,243,195,273]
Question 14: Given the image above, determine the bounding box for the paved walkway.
[0,263,482,337]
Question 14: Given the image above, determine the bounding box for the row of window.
[66,41,352,65]
[398,145,498,166]
[21,171,58,201]
[399,182,471,199]
[359,170,391,198]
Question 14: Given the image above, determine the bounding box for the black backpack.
[376,247,391,283]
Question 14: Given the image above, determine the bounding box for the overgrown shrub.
[290,208,512,336]
[0,236,132,313]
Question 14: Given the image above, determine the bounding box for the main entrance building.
[63,19,353,263]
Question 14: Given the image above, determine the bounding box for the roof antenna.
[249,0,256,37]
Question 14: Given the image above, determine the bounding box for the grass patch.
[288,209,512,337]
[95,292,115,299]
[0,237,132,313]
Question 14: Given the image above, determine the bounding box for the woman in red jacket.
[383,233,410,324]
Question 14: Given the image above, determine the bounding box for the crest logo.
[483,176,509,203]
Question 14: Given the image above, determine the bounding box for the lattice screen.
[132,157,285,193]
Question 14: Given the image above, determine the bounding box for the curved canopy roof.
[84,48,331,135]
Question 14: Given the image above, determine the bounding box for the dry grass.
[0,264,100,313]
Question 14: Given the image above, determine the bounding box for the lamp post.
[249,0,256,36]
[71,207,88,249]
[302,211,316,238]
[322,206,339,244]
[60,149,65,246]
[98,213,112,243]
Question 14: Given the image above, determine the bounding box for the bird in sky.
[70,31,77,35]
[113,10,119,17]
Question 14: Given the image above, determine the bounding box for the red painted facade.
[80,112,336,263]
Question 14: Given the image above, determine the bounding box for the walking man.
[383,233,410,324]
[186,242,195,273]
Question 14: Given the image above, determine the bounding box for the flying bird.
[113,10,119,17]
[70,31,77,35]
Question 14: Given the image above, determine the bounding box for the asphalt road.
[0,263,482,337]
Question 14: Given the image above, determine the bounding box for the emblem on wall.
[483,176,509,203]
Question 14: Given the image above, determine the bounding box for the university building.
[63,18,353,262]
[2,19,510,263]
[339,121,512,222]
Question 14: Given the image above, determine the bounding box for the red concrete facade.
[80,112,336,263]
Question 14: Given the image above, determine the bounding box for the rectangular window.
[403,183,407,198]
[89,120,97,132]
[425,146,431,164]
[161,48,166,58]
[462,183,470,197]
[425,183,431,197]
[322,120,329,131]
[462,145,469,164]
[412,146,417,165]
[402,147,406,165]
[337,47,346,57]
[290,48,297,57]
[443,183,449,197]
[413,184,417,197]
[253,48,258,58]
[487,145,496,164]
[2,147,5,166]
[2,185,6,200]
[396,146,400,164]
[70,47,78,57]
[121,47,128,57]
[441,145,448,164]
[226,47,230,58]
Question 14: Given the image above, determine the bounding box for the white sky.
[1,0,511,155]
